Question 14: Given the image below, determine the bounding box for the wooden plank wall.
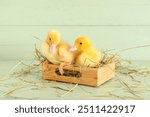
[0,0,150,60]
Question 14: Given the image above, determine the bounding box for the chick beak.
[70,46,77,52]
[50,44,56,54]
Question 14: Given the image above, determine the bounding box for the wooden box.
[41,61,115,87]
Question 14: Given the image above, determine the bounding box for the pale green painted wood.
[0,0,150,60]
[0,26,150,60]
[1,0,150,25]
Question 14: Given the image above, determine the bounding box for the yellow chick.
[70,36,101,67]
[40,30,74,74]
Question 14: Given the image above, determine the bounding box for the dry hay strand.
[32,35,42,42]
[5,94,40,100]
[116,44,150,54]
[13,66,34,76]
[2,84,22,96]
[11,56,41,79]
[116,76,143,99]
[116,65,150,77]
[108,93,143,100]
[115,44,150,77]
[51,86,73,92]
[0,60,23,81]
[99,51,118,66]
[17,77,40,84]
[60,84,78,98]
[4,41,149,99]
[100,46,150,78]
[34,44,46,63]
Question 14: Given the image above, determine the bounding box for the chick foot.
[59,62,71,75]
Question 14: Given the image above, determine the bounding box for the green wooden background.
[0,0,150,61]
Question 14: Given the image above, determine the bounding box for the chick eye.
[49,38,51,41]
[80,42,82,45]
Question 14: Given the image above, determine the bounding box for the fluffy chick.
[40,30,74,74]
[70,36,101,67]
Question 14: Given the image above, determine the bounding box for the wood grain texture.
[0,0,150,25]
[41,62,115,86]
[0,0,150,60]
[97,63,115,85]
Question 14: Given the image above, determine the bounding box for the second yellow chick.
[70,36,101,67]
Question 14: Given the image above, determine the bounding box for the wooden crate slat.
[41,61,115,87]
